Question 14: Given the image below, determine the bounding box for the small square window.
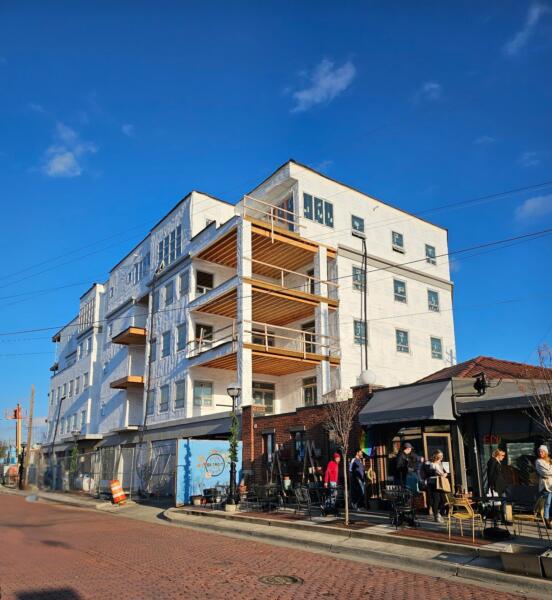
[431,337,443,359]
[392,231,405,253]
[354,320,367,345]
[428,290,440,312]
[425,244,436,265]
[396,329,410,353]
[351,215,364,233]
[394,279,407,303]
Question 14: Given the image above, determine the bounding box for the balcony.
[110,375,145,390]
[112,326,147,345]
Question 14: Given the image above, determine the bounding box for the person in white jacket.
[535,445,552,529]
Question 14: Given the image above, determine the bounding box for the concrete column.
[185,309,194,419]
[314,247,331,403]
[237,220,253,407]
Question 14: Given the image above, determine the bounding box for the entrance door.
[423,432,455,487]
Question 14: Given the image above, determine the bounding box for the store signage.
[204,453,225,477]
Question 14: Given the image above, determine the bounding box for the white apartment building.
[46,160,456,452]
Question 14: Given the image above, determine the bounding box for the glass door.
[423,432,455,487]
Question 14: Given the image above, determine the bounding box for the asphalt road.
[0,494,527,600]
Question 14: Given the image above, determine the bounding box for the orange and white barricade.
[110,479,126,504]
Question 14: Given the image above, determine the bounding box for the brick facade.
[241,385,372,487]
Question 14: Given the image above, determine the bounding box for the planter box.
[500,544,543,578]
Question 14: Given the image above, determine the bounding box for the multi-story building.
[46,160,456,456]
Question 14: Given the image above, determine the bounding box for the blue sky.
[1,1,552,437]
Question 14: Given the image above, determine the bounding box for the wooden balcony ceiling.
[197,222,336,276]
[197,349,338,376]
[110,375,145,389]
[193,282,335,326]
[112,326,147,345]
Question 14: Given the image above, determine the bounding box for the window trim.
[159,384,170,413]
[303,192,334,228]
[425,244,437,265]
[353,319,368,346]
[393,278,407,303]
[391,231,405,253]
[161,330,171,357]
[427,289,440,312]
[395,328,410,354]
[351,214,365,234]
[175,379,186,409]
[352,265,365,292]
[430,336,443,360]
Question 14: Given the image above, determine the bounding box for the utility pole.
[23,385,35,488]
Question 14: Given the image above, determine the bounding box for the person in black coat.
[395,442,417,485]
[487,449,506,496]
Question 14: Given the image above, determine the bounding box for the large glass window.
[176,324,186,351]
[431,336,443,359]
[354,320,367,345]
[157,225,182,268]
[165,281,174,306]
[396,329,410,353]
[353,266,365,291]
[302,377,317,407]
[394,279,407,303]
[428,290,440,312]
[193,381,213,407]
[175,380,186,409]
[159,385,169,413]
[252,381,275,414]
[304,193,333,227]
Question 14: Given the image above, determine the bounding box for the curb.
[164,508,552,599]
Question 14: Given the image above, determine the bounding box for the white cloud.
[41,122,97,178]
[413,81,443,103]
[518,151,540,167]
[121,123,135,137]
[28,102,46,114]
[474,135,496,145]
[291,59,356,113]
[515,194,552,220]
[503,3,550,57]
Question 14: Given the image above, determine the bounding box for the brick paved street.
[0,495,527,600]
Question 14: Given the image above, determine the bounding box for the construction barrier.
[110,479,126,504]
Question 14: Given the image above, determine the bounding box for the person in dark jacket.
[487,449,506,496]
[350,450,366,511]
[395,442,417,485]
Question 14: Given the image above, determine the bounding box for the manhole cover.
[258,575,304,586]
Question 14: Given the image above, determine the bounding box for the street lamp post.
[226,383,241,506]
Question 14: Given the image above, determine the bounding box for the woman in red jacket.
[322,453,341,516]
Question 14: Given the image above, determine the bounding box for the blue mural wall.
[175,439,243,506]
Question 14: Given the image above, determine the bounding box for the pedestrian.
[535,445,552,529]
[322,452,341,517]
[350,450,366,511]
[487,449,507,497]
[423,450,449,523]
[395,442,417,485]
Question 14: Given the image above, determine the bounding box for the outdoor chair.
[446,496,483,543]
[512,496,550,541]
[293,485,313,520]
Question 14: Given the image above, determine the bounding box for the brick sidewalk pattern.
[0,495,525,600]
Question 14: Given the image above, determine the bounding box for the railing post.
[302,332,306,358]
[280,269,285,289]
[264,323,268,351]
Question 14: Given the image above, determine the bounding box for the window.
[80,410,86,430]
[193,381,213,407]
[306,268,316,295]
[69,380,74,397]
[392,231,405,253]
[60,417,65,435]
[159,385,169,413]
[428,290,440,312]
[252,328,275,347]
[302,321,315,353]
[86,337,92,355]
[162,331,171,357]
[425,244,436,265]
[109,287,114,298]
[175,380,186,409]
[77,343,82,360]
[179,270,189,296]
[354,320,367,345]
[294,431,306,461]
[396,329,410,353]
[108,323,113,339]
[146,390,155,416]
[394,279,407,303]
[352,266,365,291]
[176,324,187,351]
[150,338,157,362]
[263,432,275,463]
[351,215,364,233]
[431,337,443,359]
[71,413,77,431]
[62,383,67,398]
[196,271,213,295]
[75,377,80,395]
[127,271,132,284]
[302,377,317,407]
[157,225,182,268]
[165,281,174,306]
[303,193,313,220]
[253,381,275,414]
[303,193,333,227]
[152,290,160,312]
[83,373,89,388]
[195,324,213,351]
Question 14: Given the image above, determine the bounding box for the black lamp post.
[226,383,241,505]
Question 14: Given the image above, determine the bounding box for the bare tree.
[324,394,363,526]
[527,345,552,439]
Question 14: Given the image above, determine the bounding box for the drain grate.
[258,575,304,586]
